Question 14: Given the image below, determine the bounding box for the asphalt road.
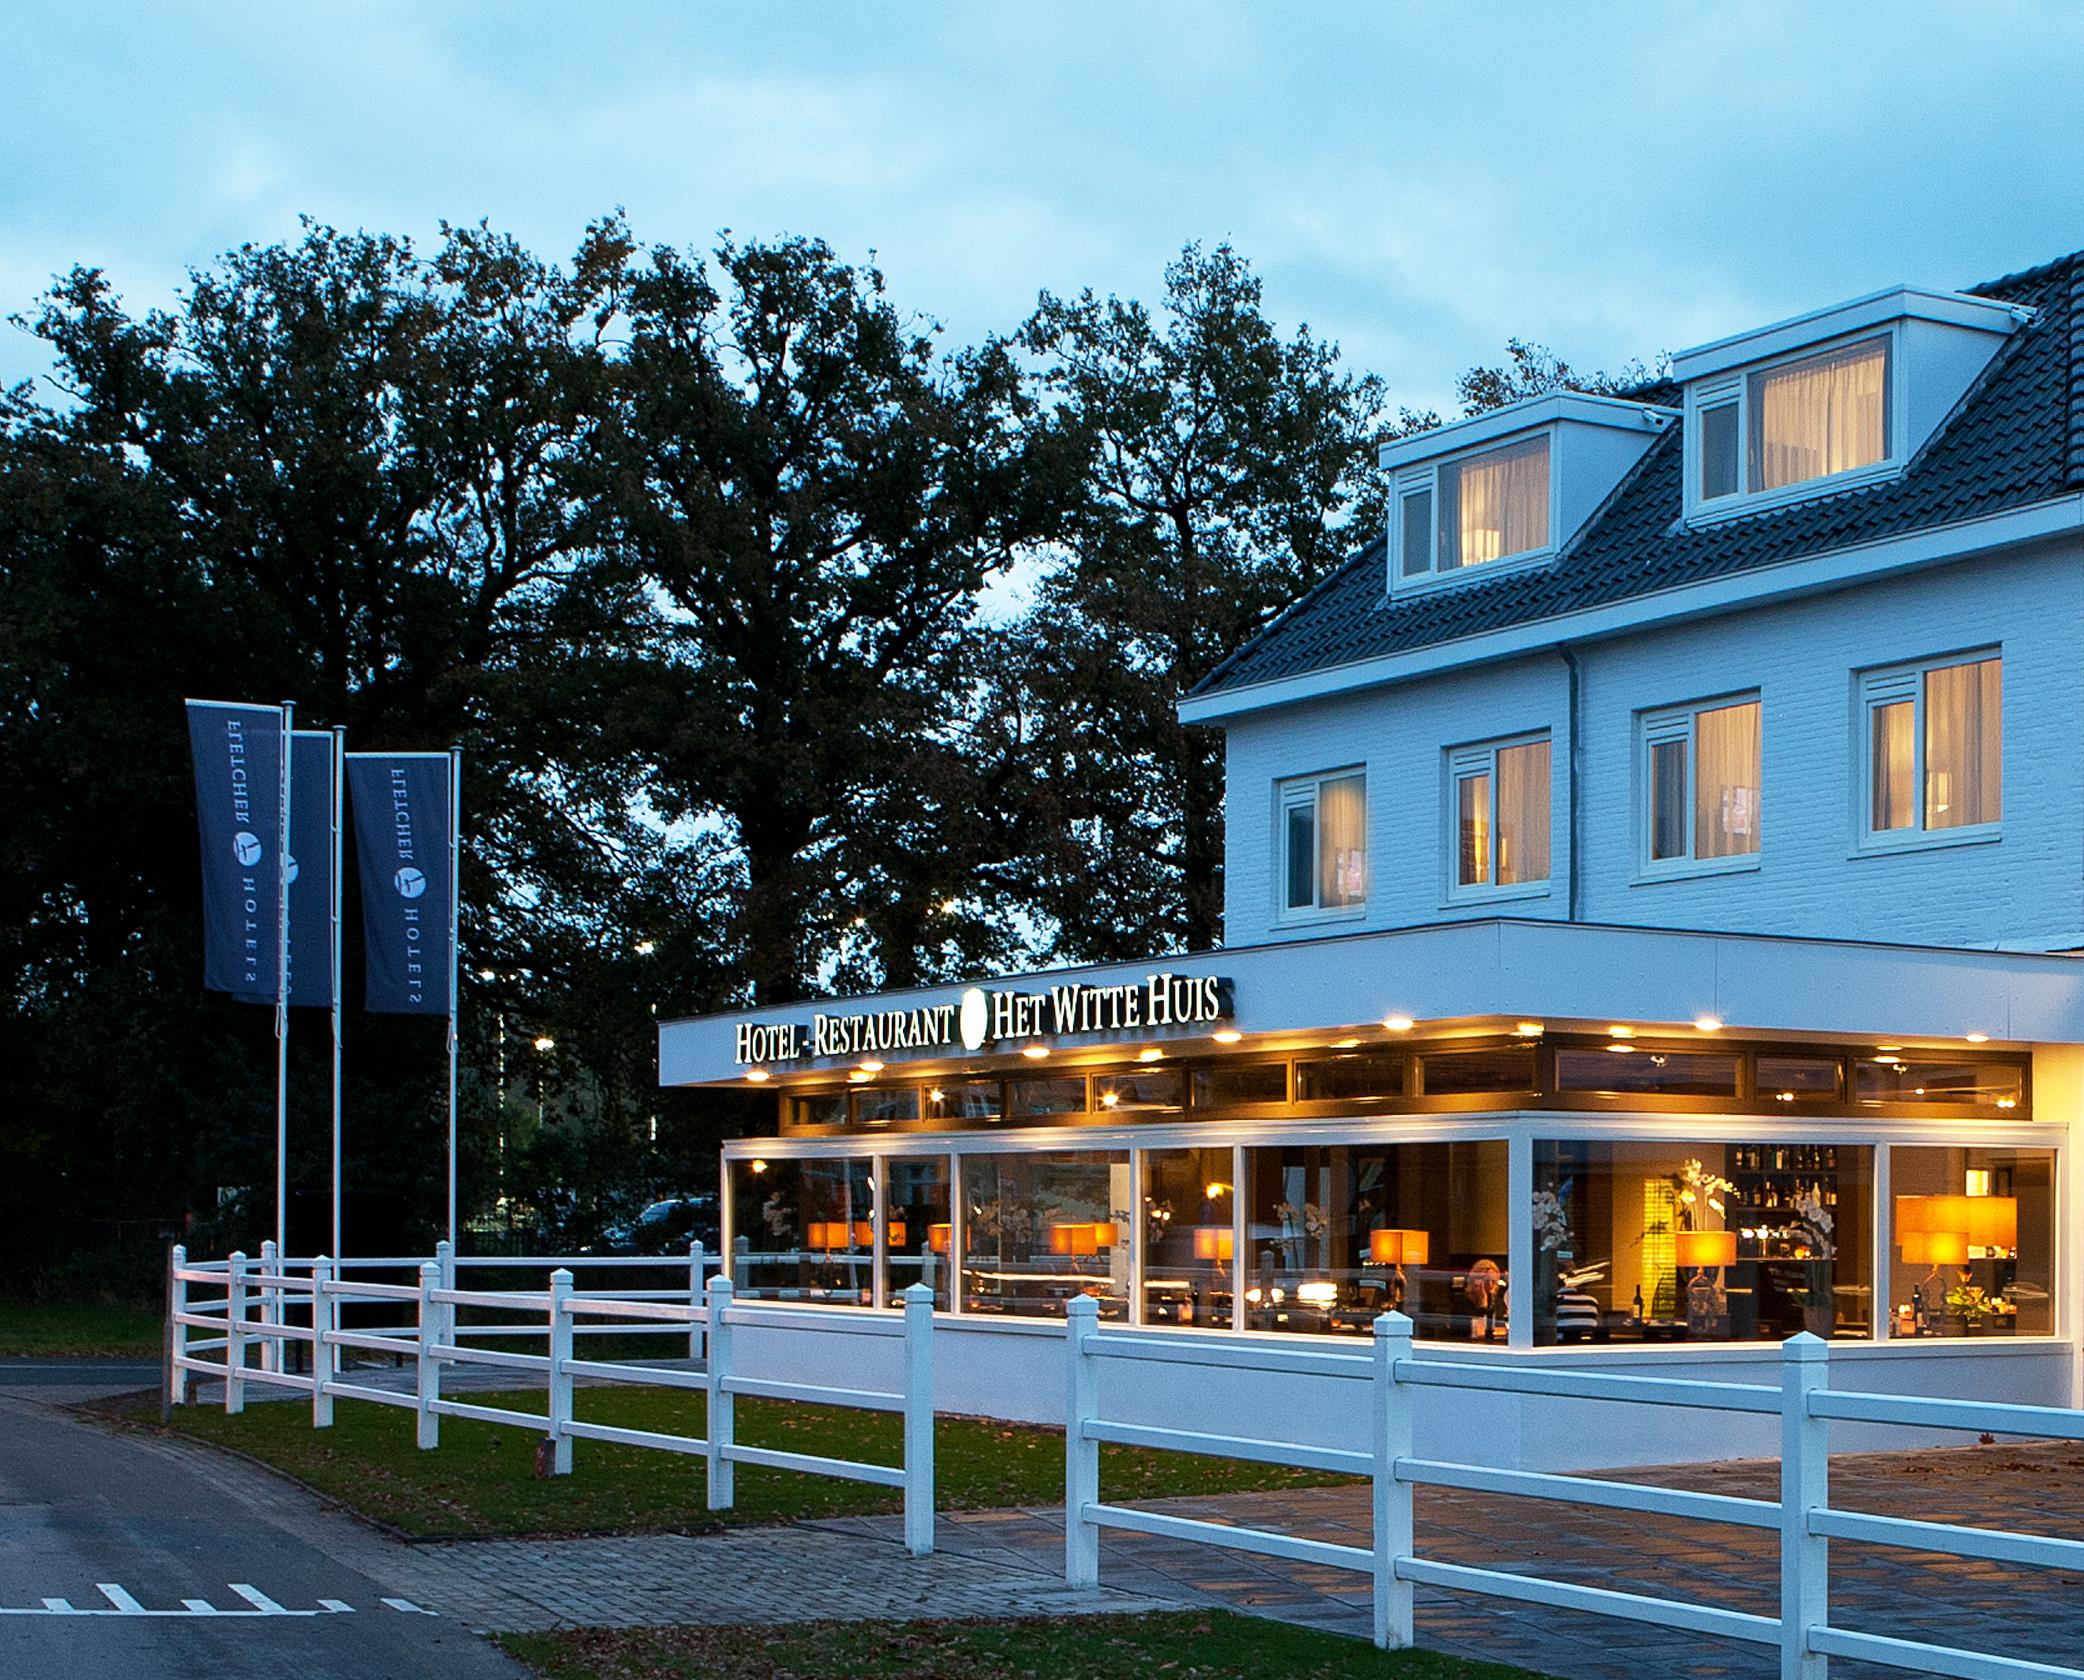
[0,1390,530,1680]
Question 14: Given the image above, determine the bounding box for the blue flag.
[186,699,289,1004]
[347,753,454,1015]
[289,731,339,1008]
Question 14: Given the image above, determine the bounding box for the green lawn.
[499,1612,1546,1680]
[0,1300,163,1358]
[167,1385,1358,1538]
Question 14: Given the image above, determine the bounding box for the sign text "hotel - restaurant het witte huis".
[733,972,1234,1067]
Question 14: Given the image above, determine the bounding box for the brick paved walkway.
[821,1440,2084,1679]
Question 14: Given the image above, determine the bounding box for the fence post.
[415,1261,443,1450]
[1063,1294,1101,1588]
[258,1238,281,1376]
[311,1256,336,1428]
[705,1275,735,1510]
[1780,1332,1830,1680]
[166,1244,188,1414]
[225,1251,248,1415]
[1373,1310,1416,1650]
[436,1238,455,1293]
[547,1268,575,1475]
[688,1241,705,1361]
[902,1282,936,1557]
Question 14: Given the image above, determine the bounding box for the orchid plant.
[1673,1158,1736,1233]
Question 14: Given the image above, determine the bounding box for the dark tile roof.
[1195,253,2084,701]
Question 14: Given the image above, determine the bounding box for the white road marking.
[381,1597,438,1615]
[229,1583,287,1614]
[0,1586,408,1618]
[182,1598,221,1613]
[40,1597,74,1612]
[96,1583,146,1613]
[317,1598,354,1613]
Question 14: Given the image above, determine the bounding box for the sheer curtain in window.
[1496,741,1551,885]
[1924,658,2001,829]
[1694,701,1761,858]
[1751,339,1887,491]
[1457,773,1491,886]
[1317,774,1367,908]
[1450,440,1549,567]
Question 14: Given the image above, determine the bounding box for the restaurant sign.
[733,972,1234,1066]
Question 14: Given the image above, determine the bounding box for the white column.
[1507,1130,1535,1350]
[705,1275,736,1510]
[258,1238,280,1376]
[415,1261,442,1450]
[225,1251,248,1416]
[687,1241,706,1361]
[1372,1310,1415,1650]
[311,1256,335,1428]
[901,1282,935,1557]
[1063,1294,1101,1587]
[1779,1333,1830,1680]
[547,1268,574,1475]
[166,1245,189,1410]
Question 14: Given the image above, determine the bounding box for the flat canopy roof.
[658,919,2084,1088]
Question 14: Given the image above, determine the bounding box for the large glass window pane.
[881,1155,951,1310]
[1756,1055,1844,1103]
[1533,1140,1872,1345]
[1649,737,1688,861]
[1694,701,1761,858]
[1924,657,2001,830]
[1443,437,1549,567]
[1456,772,1491,886]
[1242,1141,1510,1340]
[1854,1058,2024,1111]
[728,1155,874,1304]
[1142,1147,1237,1328]
[1496,740,1550,885]
[1553,1049,1740,1097]
[789,1090,849,1128]
[1888,1148,2054,1338]
[853,1085,920,1127]
[1317,773,1367,909]
[1750,337,1888,491]
[1869,700,1915,831]
[960,1152,1129,1319]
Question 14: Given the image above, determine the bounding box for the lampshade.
[928,1222,951,1254]
[1900,1229,1970,1266]
[1369,1228,1431,1265]
[1675,1229,1738,1269]
[1047,1221,1118,1256]
[1966,1196,2017,1250]
[806,1221,847,1250]
[1896,1194,1974,1237]
[1192,1226,1235,1261]
[885,1220,907,1249]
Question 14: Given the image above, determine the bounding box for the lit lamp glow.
[1047,1221,1118,1256]
[1368,1228,1431,1266]
[1192,1226,1235,1262]
[1674,1229,1738,1271]
[928,1223,951,1254]
[1966,1196,2018,1253]
[1898,1229,1970,1267]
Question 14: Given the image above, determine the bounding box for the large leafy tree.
[589,235,1073,1004]
[1004,244,1390,955]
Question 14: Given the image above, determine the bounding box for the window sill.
[1632,853,1762,887]
[1273,905,1368,932]
[1850,825,2002,861]
[1388,546,1554,600]
[1443,881,1553,911]
[1682,458,1902,528]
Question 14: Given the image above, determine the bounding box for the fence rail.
[1060,1295,2084,1679]
[167,1243,936,1556]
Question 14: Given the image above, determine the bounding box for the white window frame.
[1389,433,1557,593]
[1636,693,1763,882]
[1444,734,1554,906]
[1276,768,1368,925]
[1682,327,1903,526]
[1853,650,2003,856]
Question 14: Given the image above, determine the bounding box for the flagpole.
[275,701,294,1259]
[330,725,346,1261]
[447,744,462,1251]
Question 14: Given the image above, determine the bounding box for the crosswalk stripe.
[229,1583,288,1614]
[39,1598,75,1613]
[381,1596,437,1615]
[317,1598,354,1613]
[181,1598,221,1613]
[96,1584,146,1613]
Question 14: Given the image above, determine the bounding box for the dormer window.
[1676,286,2023,527]
[1397,436,1551,581]
[1697,336,1890,505]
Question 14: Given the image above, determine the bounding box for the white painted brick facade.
[1221,539,2084,951]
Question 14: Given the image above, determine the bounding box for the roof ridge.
[2068,260,2084,488]
[1966,247,2083,299]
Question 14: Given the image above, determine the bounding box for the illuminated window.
[1448,736,1551,896]
[1858,653,2000,845]
[1279,770,1367,917]
[1395,436,1551,578]
[1641,696,1761,871]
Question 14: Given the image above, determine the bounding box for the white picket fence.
[166,1243,937,1555]
[1062,1294,2084,1679]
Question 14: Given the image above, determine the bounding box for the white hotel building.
[659,252,2084,1469]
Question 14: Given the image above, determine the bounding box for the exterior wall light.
[1021,1044,1050,1059]
[744,1069,770,1083]
[1694,1015,1723,1032]
[1212,1029,1243,1044]
[1383,1015,1415,1033]
[1513,1022,1544,1038]
[1965,1032,1990,1043]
